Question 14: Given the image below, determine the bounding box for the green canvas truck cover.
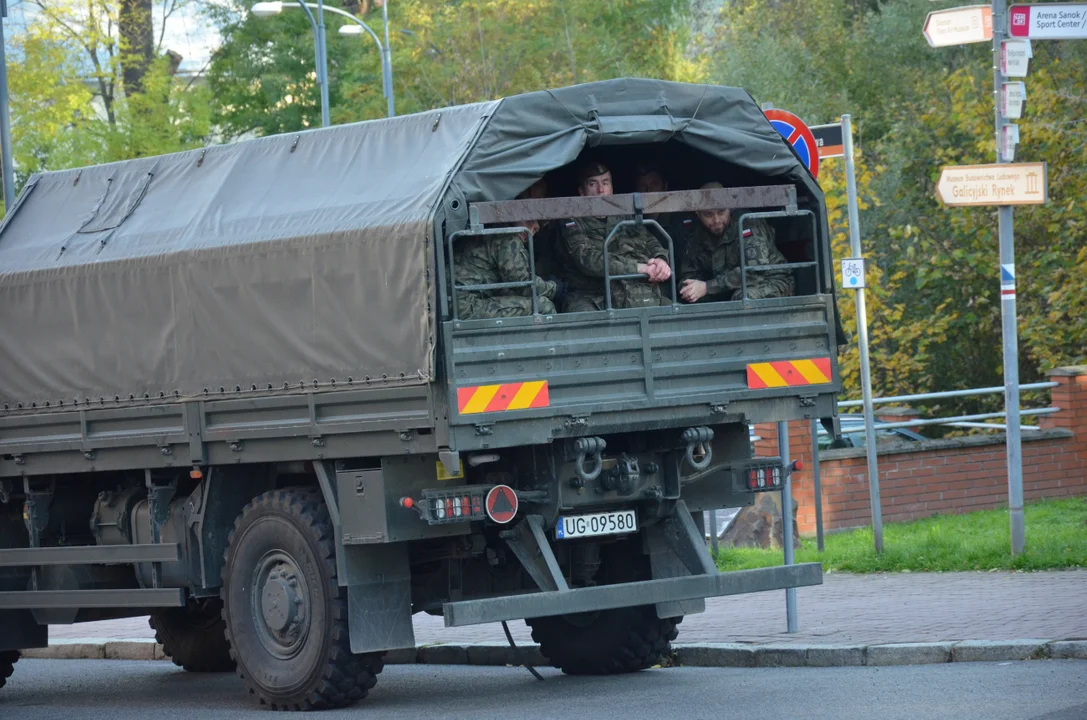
[0,78,826,410]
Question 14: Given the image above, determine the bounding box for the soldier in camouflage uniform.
[558,160,672,312]
[634,163,694,300]
[680,182,795,303]
[454,218,558,319]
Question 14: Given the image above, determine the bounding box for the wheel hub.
[252,552,310,659]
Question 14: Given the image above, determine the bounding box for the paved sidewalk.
[47,570,1087,647]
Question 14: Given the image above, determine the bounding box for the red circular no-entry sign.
[764,109,820,179]
[485,485,519,524]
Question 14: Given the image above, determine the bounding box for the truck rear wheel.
[0,650,17,690]
[527,606,679,675]
[150,598,235,672]
[221,488,383,711]
[526,539,681,675]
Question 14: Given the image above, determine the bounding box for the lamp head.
[250,2,284,17]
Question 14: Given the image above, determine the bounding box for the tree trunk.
[119,0,153,96]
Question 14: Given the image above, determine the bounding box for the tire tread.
[0,650,18,691]
[221,487,383,711]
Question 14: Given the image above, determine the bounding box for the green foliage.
[709,0,1087,407]
[7,31,99,183]
[205,0,697,137]
[714,498,1087,573]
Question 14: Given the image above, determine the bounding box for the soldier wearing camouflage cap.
[679,181,795,303]
[453,215,558,320]
[557,159,672,312]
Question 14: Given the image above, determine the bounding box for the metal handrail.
[601,218,678,310]
[870,407,1058,431]
[447,226,539,321]
[837,382,1058,408]
[737,210,821,301]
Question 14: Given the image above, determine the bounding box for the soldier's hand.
[680,279,708,303]
[647,257,672,283]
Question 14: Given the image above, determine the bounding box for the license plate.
[555,510,638,540]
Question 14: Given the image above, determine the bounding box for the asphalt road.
[2,659,1086,720]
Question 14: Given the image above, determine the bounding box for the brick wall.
[752,365,1087,535]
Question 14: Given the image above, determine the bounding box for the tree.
[205,0,699,138]
[7,30,100,183]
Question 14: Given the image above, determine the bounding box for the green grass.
[714,497,1087,573]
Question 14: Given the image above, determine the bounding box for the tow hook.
[682,426,714,470]
[599,453,640,496]
[573,437,606,482]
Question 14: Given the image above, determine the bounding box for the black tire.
[0,650,18,691]
[150,598,235,672]
[526,539,681,675]
[221,488,384,711]
[528,606,680,675]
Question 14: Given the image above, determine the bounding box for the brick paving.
[46,570,1087,647]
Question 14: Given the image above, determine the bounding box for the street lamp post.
[0,0,16,211]
[380,0,393,116]
[251,0,395,119]
[252,0,330,127]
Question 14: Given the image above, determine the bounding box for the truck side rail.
[601,217,678,309]
[467,185,798,226]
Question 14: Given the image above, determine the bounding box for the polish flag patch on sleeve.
[743,228,753,238]
[565,221,577,228]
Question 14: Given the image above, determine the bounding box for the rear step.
[0,543,181,567]
[0,588,185,609]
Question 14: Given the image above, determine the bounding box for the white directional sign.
[1000,124,1020,163]
[923,5,993,47]
[1001,39,1033,77]
[1002,82,1026,119]
[841,258,866,290]
[936,162,1048,207]
[1009,4,1087,40]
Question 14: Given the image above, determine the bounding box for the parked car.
[817,414,925,450]
[749,415,925,451]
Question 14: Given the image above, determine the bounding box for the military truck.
[0,78,841,709]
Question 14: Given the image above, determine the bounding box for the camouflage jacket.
[681,217,795,300]
[454,232,557,312]
[558,215,668,307]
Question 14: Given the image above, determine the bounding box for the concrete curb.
[19,638,1087,667]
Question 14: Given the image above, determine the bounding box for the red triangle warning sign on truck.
[485,485,519,524]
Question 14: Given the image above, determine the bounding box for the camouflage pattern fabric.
[681,217,795,301]
[558,215,669,311]
[454,231,557,319]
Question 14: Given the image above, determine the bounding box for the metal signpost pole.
[842,114,883,553]
[810,418,825,552]
[778,421,798,633]
[0,0,15,212]
[992,0,1025,556]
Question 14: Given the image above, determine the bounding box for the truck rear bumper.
[442,562,822,627]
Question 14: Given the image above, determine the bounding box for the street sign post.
[924,5,993,46]
[935,162,1048,206]
[1009,4,1087,39]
